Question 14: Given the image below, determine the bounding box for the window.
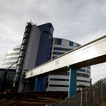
[54,47,72,51]
[50,78,69,81]
[57,39,62,45]
[49,85,68,87]
[69,41,73,46]
[53,52,64,55]
[77,73,90,78]
[79,69,86,72]
[77,80,90,83]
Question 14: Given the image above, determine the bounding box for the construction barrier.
[47,77,106,106]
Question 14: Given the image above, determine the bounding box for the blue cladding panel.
[35,77,42,91]
[38,23,54,36]
[36,23,53,66]
[36,34,53,66]
[41,76,48,91]
[35,23,54,91]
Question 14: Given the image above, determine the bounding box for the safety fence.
[47,77,106,106]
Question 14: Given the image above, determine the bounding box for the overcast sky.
[0,0,106,84]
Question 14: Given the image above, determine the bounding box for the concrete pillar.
[35,76,42,91]
[68,66,77,97]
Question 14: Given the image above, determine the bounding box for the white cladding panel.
[47,87,68,91]
[25,35,106,79]
[61,39,69,46]
[23,25,41,71]
[49,81,69,85]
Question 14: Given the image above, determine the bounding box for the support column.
[35,76,42,91]
[68,66,77,98]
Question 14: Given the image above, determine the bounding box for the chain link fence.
[47,77,106,106]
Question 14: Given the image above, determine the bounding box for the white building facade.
[47,38,91,91]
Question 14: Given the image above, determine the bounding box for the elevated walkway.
[25,35,106,78]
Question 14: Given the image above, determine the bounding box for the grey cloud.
[0,0,106,82]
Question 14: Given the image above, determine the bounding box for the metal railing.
[47,77,106,106]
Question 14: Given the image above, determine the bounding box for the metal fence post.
[101,82,102,99]
[81,89,83,106]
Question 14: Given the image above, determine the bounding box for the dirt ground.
[0,92,65,106]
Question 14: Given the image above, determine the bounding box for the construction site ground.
[0,91,106,106]
[95,96,106,106]
[0,92,67,106]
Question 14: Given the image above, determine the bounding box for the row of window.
[79,69,86,72]
[78,69,90,74]
[54,47,72,51]
[54,38,74,46]
[49,85,68,87]
[77,73,90,78]
[53,52,64,55]
[49,85,89,88]
[50,78,90,83]
[77,80,90,83]
[50,78,69,81]
[6,52,20,56]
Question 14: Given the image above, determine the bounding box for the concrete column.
[68,66,77,97]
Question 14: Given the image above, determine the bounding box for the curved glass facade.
[2,45,21,69]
